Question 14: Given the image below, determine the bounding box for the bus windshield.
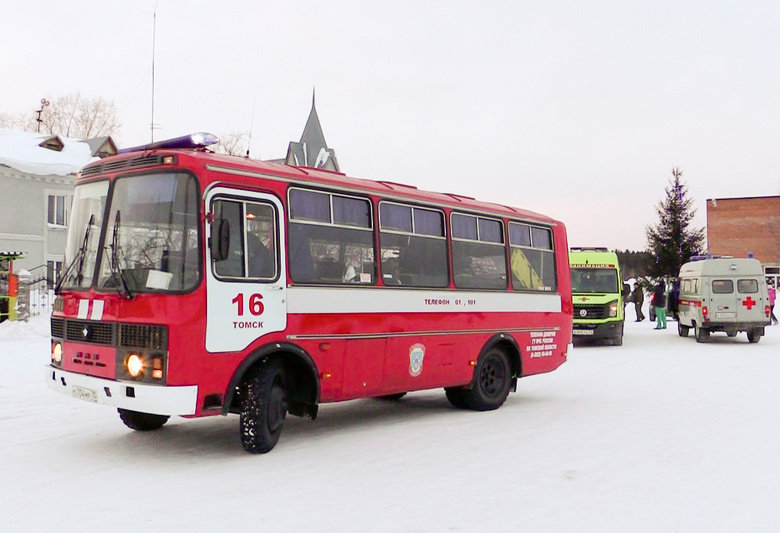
[571,267,618,293]
[96,172,201,294]
[59,180,109,290]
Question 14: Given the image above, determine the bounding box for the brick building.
[706,195,780,287]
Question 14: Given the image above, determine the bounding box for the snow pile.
[0,312,50,340]
[0,128,97,176]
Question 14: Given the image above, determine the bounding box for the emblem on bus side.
[409,344,425,377]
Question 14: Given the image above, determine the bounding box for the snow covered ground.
[2,309,779,532]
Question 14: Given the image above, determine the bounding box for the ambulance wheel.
[694,324,709,343]
[460,347,512,411]
[747,329,762,343]
[118,409,169,431]
[240,358,288,454]
[678,323,689,337]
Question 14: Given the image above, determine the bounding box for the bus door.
[205,188,287,353]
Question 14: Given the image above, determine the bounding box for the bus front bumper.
[45,366,198,416]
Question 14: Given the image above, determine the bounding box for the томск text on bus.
[46,132,573,453]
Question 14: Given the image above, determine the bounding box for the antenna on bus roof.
[150,1,159,143]
[246,96,257,158]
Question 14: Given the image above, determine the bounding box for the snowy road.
[2,316,779,532]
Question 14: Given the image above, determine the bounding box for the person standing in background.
[653,283,667,330]
[768,282,778,325]
[631,280,645,321]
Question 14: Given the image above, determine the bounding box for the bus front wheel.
[240,358,288,454]
[118,409,169,431]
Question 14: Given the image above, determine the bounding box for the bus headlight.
[126,354,145,378]
[51,342,63,365]
[608,300,619,317]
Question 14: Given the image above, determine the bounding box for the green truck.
[569,248,626,346]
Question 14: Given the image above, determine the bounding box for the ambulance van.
[677,256,771,343]
[569,248,626,345]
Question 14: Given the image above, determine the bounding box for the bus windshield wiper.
[108,210,135,299]
[55,214,94,293]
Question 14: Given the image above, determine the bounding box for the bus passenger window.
[379,202,447,288]
[288,188,375,285]
[508,222,556,292]
[452,213,507,290]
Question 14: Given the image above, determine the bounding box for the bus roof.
[80,145,560,225]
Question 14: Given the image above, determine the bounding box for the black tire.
[240,358,288,454]
[459,347,512,411]
[694,323,709,343]
[376,392,407,401]
[444,387,469,409]
[118,408,169,431]
[612,325,624,346]
[747,329,762,343]
[678,322,689,337]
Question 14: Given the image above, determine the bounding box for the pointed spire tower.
[284,89,340,172]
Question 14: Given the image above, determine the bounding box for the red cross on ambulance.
[742,296,756,310]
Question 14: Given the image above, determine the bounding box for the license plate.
[573,329,594,335]
[72,385,98,403]
[716,312,736,319]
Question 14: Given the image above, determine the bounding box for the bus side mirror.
[211,219,230,261]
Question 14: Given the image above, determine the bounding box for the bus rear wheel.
[118,409,169,431]
[240,358,288,454]
[460,347,512,411]
[444,387,469,409]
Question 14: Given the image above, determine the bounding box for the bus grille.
[65,320,115,345]
[119,323,168,350]
[51,319,168,350]
[81,155,168,177]
[574,304,608,319]
[51,317,64,338]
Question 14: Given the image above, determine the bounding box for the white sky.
[4,0,780,250]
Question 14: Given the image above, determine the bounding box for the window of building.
[47,260,63,289]
[451,213,507,290]
[379,202,447,287]
[48,195,68,226]
[288,188,374,284]
[508,222,556,291]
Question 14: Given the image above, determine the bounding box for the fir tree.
[645,168,705,279]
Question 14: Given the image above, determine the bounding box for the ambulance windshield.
[571,268,618,293]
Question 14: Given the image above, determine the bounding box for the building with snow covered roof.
[0,128,116,281]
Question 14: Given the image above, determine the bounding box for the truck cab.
[569,248,626,346]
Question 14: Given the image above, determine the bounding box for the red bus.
[46,133,573,453]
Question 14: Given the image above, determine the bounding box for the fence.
[17,265,56,320]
